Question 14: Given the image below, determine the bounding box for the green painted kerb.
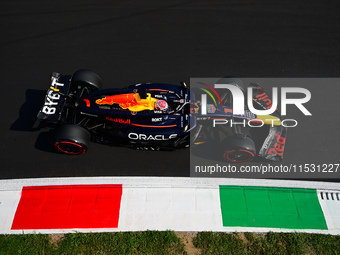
[219,186,327,230]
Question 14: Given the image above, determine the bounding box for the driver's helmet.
[155,100,168,111]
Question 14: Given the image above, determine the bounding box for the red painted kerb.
[11,185,123,230]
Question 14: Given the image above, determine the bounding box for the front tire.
[54,124,90,155]
[222,135,256,163]
[216,77,246,92]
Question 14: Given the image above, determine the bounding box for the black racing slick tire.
[54,124,91,155]
[222,135,256,163]
[216,77,246,92]
[71,69,102,91]
[214,77,246,107]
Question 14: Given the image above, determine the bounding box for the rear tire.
[71,69,102,92]
[222,135,256,162]
[54,124,90,155]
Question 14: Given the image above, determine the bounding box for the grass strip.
[193,232,340,255]
[0,231,186,255]
[1,231,340,255]
[0,234,53,254]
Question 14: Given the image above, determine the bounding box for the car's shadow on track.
[10,89,45,132]
[34,129,57,153]
[10,89,56,153]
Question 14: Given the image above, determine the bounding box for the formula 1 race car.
[37,70,287,162]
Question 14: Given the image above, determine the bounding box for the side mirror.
[180,81,187,88]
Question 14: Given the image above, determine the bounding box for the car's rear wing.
[37,72,71,123]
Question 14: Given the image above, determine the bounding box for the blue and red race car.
[37,70,287,162]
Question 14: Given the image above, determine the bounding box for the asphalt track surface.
[1,0,340,180]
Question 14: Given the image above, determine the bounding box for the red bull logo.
[106,117,131,124]
[190,102,200,114]
[96,94,139,108]
[96,93,157,112]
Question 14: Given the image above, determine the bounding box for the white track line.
[1,177,339,190]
